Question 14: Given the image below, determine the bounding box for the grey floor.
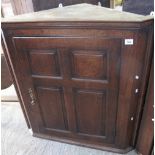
[2,102,137,155]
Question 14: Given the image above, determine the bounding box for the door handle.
[28,88,35,105]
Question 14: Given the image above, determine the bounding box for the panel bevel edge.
[26,48,61,77]
[70,50,108,81]
[35,86,68,130]
[72,88,106,138]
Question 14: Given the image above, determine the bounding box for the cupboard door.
[12,36,121,144]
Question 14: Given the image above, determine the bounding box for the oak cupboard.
[1,4,154,153]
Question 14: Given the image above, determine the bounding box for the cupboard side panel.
[136,58,154,155]
[115,30,149,149]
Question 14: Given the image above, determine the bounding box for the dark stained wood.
[132,24,154,146]
[70,50,107,79]
[115,27,154,149]
[29,50,60,76]
[136,58,154,155]
[1,30,13,90]
[36,87,68,130]
[1,53,13,89]
[74,89,106,135]
[1,17,153,153]
[1,32,31,129]
[12,37,121,144]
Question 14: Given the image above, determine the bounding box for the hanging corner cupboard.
[1,3,154,153]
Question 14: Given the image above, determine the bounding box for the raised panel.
[71,50,108,80]
[36,87,68,130]
[28,50,60,76]
[74,89,106,138]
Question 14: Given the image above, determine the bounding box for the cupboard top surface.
[2,3,153,23]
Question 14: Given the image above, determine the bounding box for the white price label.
[125,39,134,45]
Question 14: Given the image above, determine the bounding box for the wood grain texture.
[36,87,68,130]
[1,53,13,89]
[28,49,60,76]
[2,102,137,155]
[131,24,154,146]
[11,36,121,147]
[1,12,153,153]
[1,31,31,129]
[70,50,107,80]
[136,59,154,155]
